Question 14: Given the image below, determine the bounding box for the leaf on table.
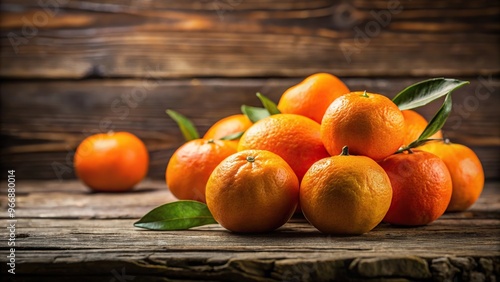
[134,200,217,231]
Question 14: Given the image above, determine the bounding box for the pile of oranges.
[75,73,484,235]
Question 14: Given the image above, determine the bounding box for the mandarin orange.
[419,140,484,212]
[206,150,299,233]
[237,114,329,181]
[203,114,252,141]
[166,139,237,203]
[300,147,392,235]
[379,150,452,226]
[321,91,405,161]
[74,131,149,192]
[277,73,350,123]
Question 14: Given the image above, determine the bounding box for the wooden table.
[1,180,498,281]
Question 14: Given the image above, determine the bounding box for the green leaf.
[417,93,452,141]
[402,94,452,151]
[166,110,200,142]
[403,138,442,150]
[241,105,270,123]
[392,78,468,110]
[256,92,281,115]
[220,131,245,140]
[134,200,217,231]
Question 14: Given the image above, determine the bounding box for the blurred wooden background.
[1,0,499,180]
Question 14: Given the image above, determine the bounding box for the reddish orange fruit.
[206,150,299,233]
[74,132,149,192]
[300,147,392,235]
[321,91,405,161]
[379,150,453,226]
[419,140,484,212]
[237,114,330,181]
[277,73,350,123]
[203,114,252,141]
[166,139,237,203]
[402,110,443,146]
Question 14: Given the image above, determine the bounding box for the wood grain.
[1,180,498,219]
[1,77,499,180]
[0,180,498,281]
[1,0,499,78]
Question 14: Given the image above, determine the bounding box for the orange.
[419,139,484,212]
[166,139,237,203]
[74,131,149,192]
[379,150,453,226]
[300,146,393,235]
[321,91,405,161]
[203,114,252,141]
[402,110,443,146]
[237,114,330,181]
[206,150,299,233]
[277,73,350,123]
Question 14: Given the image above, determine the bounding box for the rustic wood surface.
[1,0,499,181]
[1,0,499,78]
[0,180,498,281]
[1,77,499,180]
[1,1,499,280]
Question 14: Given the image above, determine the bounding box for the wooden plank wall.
[1,0,499,180]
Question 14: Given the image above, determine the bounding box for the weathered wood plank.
[0,180,498,281]
[1,251,498,282]
[1,77,499,180]
[1,0,499,78]
[2,218,499,256]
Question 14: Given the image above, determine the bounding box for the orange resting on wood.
[379,150,452,226]
[74,131,149,192]
[206,150,299,233]
[300,147,393,235]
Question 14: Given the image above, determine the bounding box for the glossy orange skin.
[300,152,392,235]
[74,132,149,192]
[402,110,443,146]
[321,92,405,161]
[237,114,330,181]
[419,141,484,212]
[277,73,350,123]
[379,150,453,226]
[166,139,237,203]
[203,114,253,141]
[206,150,299,233]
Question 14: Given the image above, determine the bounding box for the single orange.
[300,147,393,235]
[74,131,149,192]
[379,150,452,226]
[166,139,237,203]
[277,73,350,123]
[321,91,405,161]
[203,114,252,141]
[206,150,299,233]
[237,114,330,181]
[419,139,484,212]
[402,110,443,146]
